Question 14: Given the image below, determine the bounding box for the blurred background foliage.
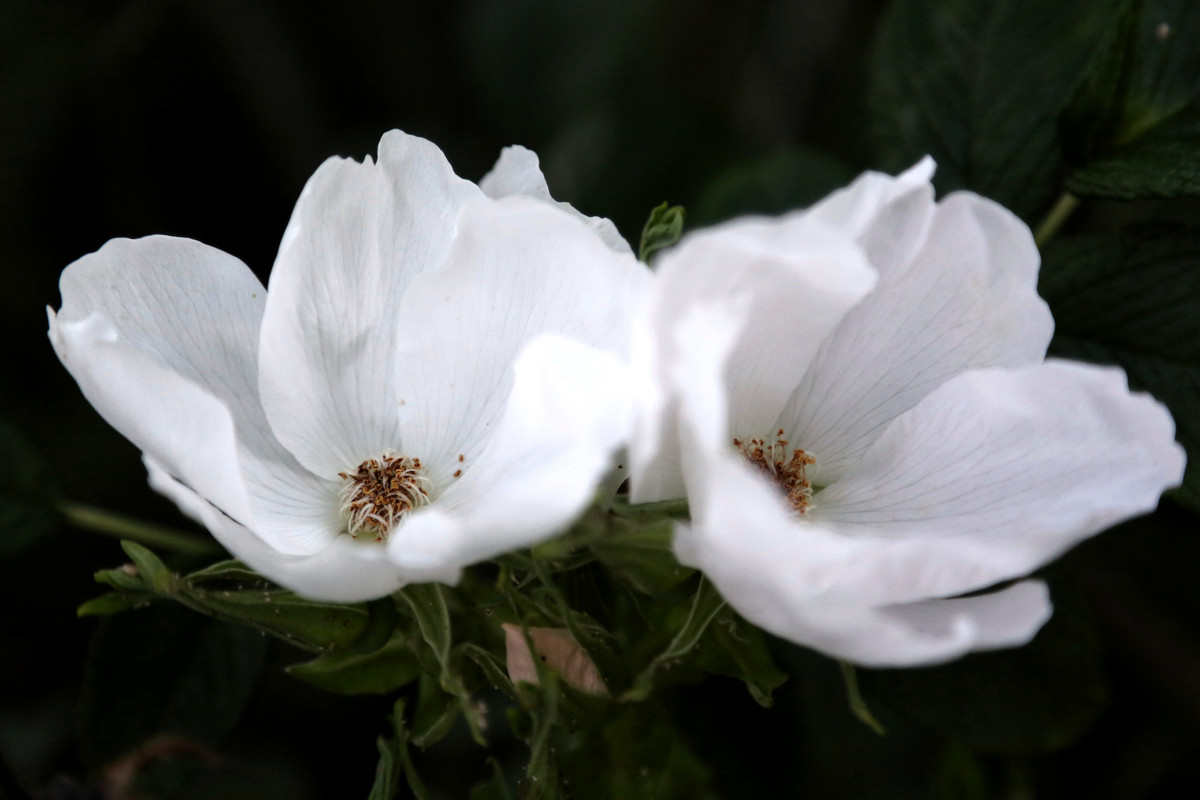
[1,0,1199,798]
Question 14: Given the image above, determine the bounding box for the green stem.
[839,660,886,736]
[60,501,221,556]
[609,496,690,519]
[1033,192,1080,248]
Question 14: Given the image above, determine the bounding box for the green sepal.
[638,202,685,264]
[286,631,420,695]
[621,577,725,702]
[694,609,788,708]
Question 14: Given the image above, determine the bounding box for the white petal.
[663,302,1076,666]
[807,157,937,272]
[51,236,342,556]
[628,214,877,502]
[781,191,1054,483]
[386,335,632,583]
[146,457,407,601]
[258,130,484,478]
[51,311,252,525]
[814,361,1186,603]
[672,442,1043,666]
[880,581,1052,653]
[389,196,648,485]
[480,145,633,255]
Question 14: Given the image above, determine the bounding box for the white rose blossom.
[629,159,1185,667]
[49,130,647,601]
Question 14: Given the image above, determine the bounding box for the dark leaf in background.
[0,417,61,558]
[557,703,720,800]
[858,582,1108,755]
[689,148,857,225]
[78,603,267,776]
[869,0,1115,219]
[1063,0,1200,198]
[1040,225,1200,511]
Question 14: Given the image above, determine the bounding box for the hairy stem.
[840,660,887,736]
[1033,192,1080,248]
[61,501,221,556]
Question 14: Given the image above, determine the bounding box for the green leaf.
[690,148,857,225]
[185,559,271,586]
[1063,0,1200,198]
[471,759,515,800]
[120,540,172,592]
[77,591,151,617]
[181,583,376,653]
[1068,104,1200,197]
[409,671,462,749]
[622,577,726,702]
[399,583,453,670]
[694,611,788,708]
[1040,225,1200,511]
[518,676,564,800]
[370,699,431,800]
[1059,0,1144,163]
[869,0,1116,219]
[458,641,516,697]
[0,417,61,557]
[287,631,421,695]
[638,202,685,263]
[86,551,392,653]
[588,520,694,595]
[79,602,267,770]
[556,704,720,800]
[530,561,629,692]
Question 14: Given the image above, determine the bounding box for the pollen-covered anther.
[734,429,816,514]
[337,450,432,542]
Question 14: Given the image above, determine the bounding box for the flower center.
[337,450,432,542]
[734,429,816,515]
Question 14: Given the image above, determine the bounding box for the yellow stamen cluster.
[734,429,816,514]
[337,451,431,542]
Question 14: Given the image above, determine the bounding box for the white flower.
[49,130,647,601]
[629,159,1185,667]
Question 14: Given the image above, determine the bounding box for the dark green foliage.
[690,148,858,224]
[78,603,267,772]
[1063,0,1200,198]
[0,417,60,557]
[859,583,1108,754]
[1040,225,1200,511]
[870,0,1116,219]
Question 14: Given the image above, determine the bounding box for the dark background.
[1,1,1198,798]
